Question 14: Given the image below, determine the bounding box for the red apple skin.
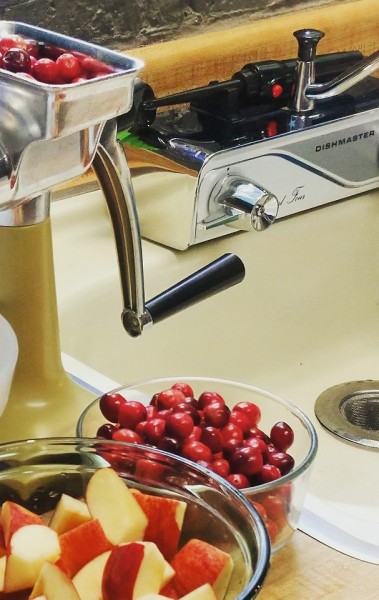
[132,490,186,561]
[0,501,44,547]
[167,538,234,600]
[102,542,144,600]
[56,518,112,578]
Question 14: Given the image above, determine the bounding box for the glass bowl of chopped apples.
[77,376,318,553]
[0,436,270,599]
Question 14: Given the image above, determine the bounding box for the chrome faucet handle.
[292,27,379,113]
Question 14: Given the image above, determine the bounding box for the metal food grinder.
[0,22,245,442]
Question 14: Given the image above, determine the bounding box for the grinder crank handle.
[143,253,245,325]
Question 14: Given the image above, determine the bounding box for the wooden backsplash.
[128,0,378,97]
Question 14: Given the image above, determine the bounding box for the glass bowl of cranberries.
[77,376,318,553]
[0,437,270,599]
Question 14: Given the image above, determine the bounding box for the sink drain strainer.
[314,380,379,448]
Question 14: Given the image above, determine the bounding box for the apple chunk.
[102,541,168,600]
[57,518,112,578]
[167,539,234,600]
[132,490,187,561]
[86,468,148,545]
[0,501,44,547]
[72,550,111,600]
[30,561,80,599]
[3,524,60,593]
[49,493,91,535]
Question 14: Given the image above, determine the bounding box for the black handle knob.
[294,29,325,62]
[145,253,245,324]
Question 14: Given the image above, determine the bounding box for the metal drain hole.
[340,392,379,431]
[314,380,379,448]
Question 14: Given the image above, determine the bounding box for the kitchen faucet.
[0,22,244,442]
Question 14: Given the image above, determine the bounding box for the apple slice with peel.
[86,468,148,545]
[0,555,6,592]
[49,493,91,535]
[102,541,169,600]
[131,490,187,560]
[1,501,44,547]
[72,550,111,600]
[166,538,234,600]
[3,524,61,593]
[56,518,112,578]
[30,561,81,599]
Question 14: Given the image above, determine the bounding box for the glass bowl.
[0,437,270,600]
[0,313,18,417]
[78,376,318,553]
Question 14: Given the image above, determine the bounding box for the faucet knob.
[293,29,325,62]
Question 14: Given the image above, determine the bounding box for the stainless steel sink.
[52,183,379,563]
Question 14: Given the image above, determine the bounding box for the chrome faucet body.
[123,29,379,250]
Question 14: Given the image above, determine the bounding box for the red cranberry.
[80,55,115,75]
[165,412,194,440]
[233,401,261,426]
[2,48,31,73]
[250,500,268,521]
[210,458,230,478]
[268,451,295,475]
[247,426,270,443]
[135,420,148,437]
[265,519,279,542]
[143,418,166,445]
[229,446,264,478]
[145,405,158,420]
[220,423,244,448]
[198,391,225,409]
[200,426,223,453]
[171,382,194,398]
[171,402,200,425]
[99,392,126,423]
[112,428,143,444]
[202,401,230,428]
[0,35,25,53]
[228,410,251,434]
[118,400,147,430]
[258,463,282,483]
[156,388,186,411]
[262,492,286,522]
[182,440,212,464]
[243,436,269,461]
[56,52,81,81]
[135,458,166,481]
[158,436,181,454]
[185,425,202,442]
[32,58,59,83]
[96,423,118,439]
[226,473,250,489]
[270,421,294,451]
